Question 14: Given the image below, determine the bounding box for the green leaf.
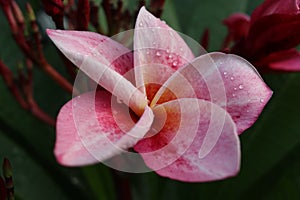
[0,129,69,200]
[82,165,116,200]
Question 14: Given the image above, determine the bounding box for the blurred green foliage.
[0,0,299,199]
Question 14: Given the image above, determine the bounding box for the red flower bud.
[41,0,64,17]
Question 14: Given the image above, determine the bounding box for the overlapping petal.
[251,0,300,22]
[135,98,240,182]
[55,90,154,166]
[151,52,272,134]
[47,29,147,116]
[134,7,194,94]
[48,6,273,183]
[246,14,300,59]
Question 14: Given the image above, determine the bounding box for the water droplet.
[179,47,184,52]
[232,93,236,97]
[246,110,250,113]
[234,87,237,91]
[117,98,123,104]
[162,20,166,24]
[156,51,161,57]
[172,61,178,67]
[139,22,143,27]
[223,71,228,75]
[260,98,264,103]
[238,84,244,90]
[166,49,170,53]
[146,51,150,55]
[168,54,173,59]
[230,77,234,81]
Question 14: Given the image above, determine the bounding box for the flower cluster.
[223,0,300,72]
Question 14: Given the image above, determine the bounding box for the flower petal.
[133,7,194,94]
[251,0,300,23]
[151,52,272,134]
[223,13,250,41]
[46,29,133,75]
[47,29,147,116]
[259,49,300,71]
[55,90,154,166]
[245,14,300,59]
[134,98,240,182]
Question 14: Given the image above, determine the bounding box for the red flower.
[223,0,300,72]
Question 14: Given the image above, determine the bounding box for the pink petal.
[134,98,240,182]
[151,52,272,134]
[251,0,300,23]
[55,90,154,166]
[46,29,133,75]
[133,7,194,95]
[47,29,147,116]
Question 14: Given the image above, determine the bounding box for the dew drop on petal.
[230,77,234,81]
[156,51,161,57]
[238,84,244,90]
[223,71,228,75]
[172,61,178,67]
[179,47,184,52]
[260,98,264,103]
[146,51,150,55]
[168,54,173,59]
[117,98,123,104]
[139,22,143,27]
[232,93,236,97]
[234,87,237,91]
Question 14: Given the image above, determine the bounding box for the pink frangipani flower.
[47,7,272,182]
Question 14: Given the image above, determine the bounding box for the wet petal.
[47,29,147,116]
[55,91,154,166]
[151,52,272,134]
[135,98,240,182]
[134,7,194,94]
